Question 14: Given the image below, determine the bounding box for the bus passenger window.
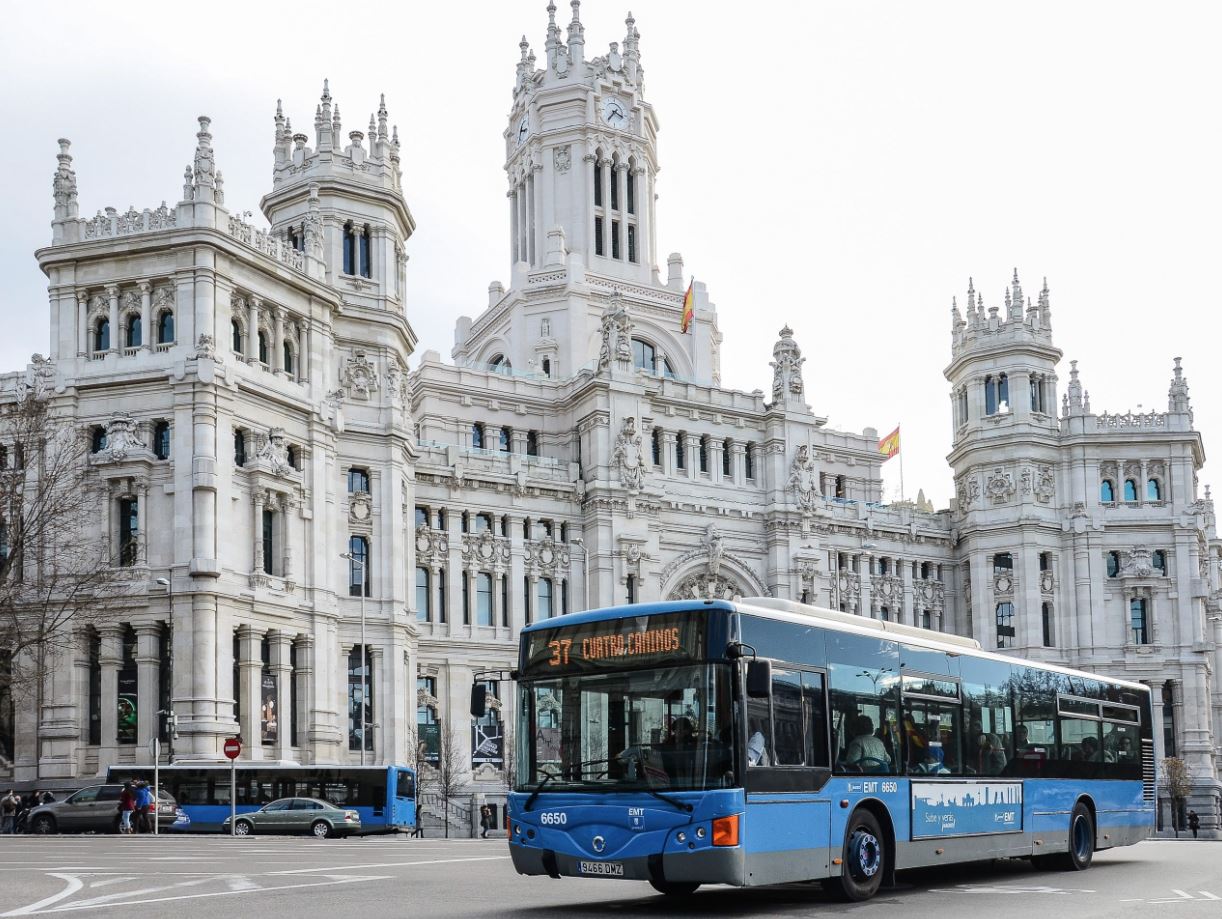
[746,695,772,767]
[802,672,829,768]
[771,670,804,766]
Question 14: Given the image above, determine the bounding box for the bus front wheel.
[648,880,700,897]
[831,809,887,902]
[1034,802,1094,872]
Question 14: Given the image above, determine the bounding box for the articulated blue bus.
[109,763,416,834]
[498,599,1153,900]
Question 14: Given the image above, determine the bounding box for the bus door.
[392,768,417,828]
[744,667,833,886]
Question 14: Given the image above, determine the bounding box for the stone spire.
[517,34,534,89]
[545,2,561,69]
[770,326,806,405]
[1008,268,1024,321]
[191,116,217,202]
[52,138,78,220]
[567,0,585,64]
[377,94,389,143]
[1168,356,1192,415]
[316,79,334,152]
[624,10,641,83]
[1064,359,1085,417]
[1038,277,1051,327]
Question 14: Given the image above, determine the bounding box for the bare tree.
[433,721,469,838]
[1161,756,1192,835]
[0,359,126,764]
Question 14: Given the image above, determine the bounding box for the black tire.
[1034,801,1094,871]
[831,808,887,902]
[311,820,332,839]
[30,814,57,835]
[648,880,700,897]
[233,819,254,837]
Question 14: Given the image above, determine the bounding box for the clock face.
[516,117,529,145]
[601,97,628,129]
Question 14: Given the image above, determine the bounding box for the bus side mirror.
[470,684,487,719]
[746,660,772,698]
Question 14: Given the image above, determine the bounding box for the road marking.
[928,884,1094,896]
[1,874,84,916]
[269,854,510,875]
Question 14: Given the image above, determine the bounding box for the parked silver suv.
[28,784,178,834]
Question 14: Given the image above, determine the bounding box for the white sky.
[2,1,1218,507]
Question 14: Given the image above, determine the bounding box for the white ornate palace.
[2,2,1219,834]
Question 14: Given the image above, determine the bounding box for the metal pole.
[153,738,159,836]
[360,557,367,767]
[167,578,174,763]
[230,756,236,837]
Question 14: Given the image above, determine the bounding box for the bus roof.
[524,597,1150,694]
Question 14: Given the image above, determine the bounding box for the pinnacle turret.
[949,269,1055,359]
[1169,356,1192,415]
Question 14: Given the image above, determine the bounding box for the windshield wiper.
[523,768,558,812]
[628,752,693,813]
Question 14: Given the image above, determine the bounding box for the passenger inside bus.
[843,715,891,772]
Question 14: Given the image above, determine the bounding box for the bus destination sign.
[523,611,706,675]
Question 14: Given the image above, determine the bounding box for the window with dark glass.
[1152,550,1166,574]
[627,225,636,263]
[610,166,619,211]
[631,338,655,373]
[153,421,170,460]
[1123,479,1138,502]
[95,318,110,352]
[1147,478,1162,501]
[722,438,732,476]
[347,645,372,752]
[593,162,603,206]
[538,578,553,620]
[476,572,493,626]
[993,552,1013,574]
[437,568,447,623]
[349,535,370,597]
[626,574,636,604]
[828,632,900,775]
[499,426,511,452]
[1100,479,1115,502]
[286,445,299,470]
[1042,602,1054,647]
[746,444,756,480]
[1039,552,1050,572]
[157,310,174,345]
[526,430,539,457]
[594,216,604,256]
[415,506,429,527]
[998,373,1009,409]
[348,467,369,493]
[126,315,141,348]
[611,221,621,259]
[283,343,294,375]
[834,474,845,497]
[258,332,269,364]
[995,601,1015,649]
[1130,598,1149,644]
[1106,551,1120,578]
[699,436,709,474]
[651,428,662,466]
[471,423,484,450]
[416,567,430,621]
[343,223,356,275]
[262,508,274,575]
[902,670,962,775]
[118,497,138,566]
[231,319,242,353]
[91,426,107,454]
[233,430,246,467]
[358,227,371,278]
[985,374,997,415]
[675,432,686,470]
[627,170,635,214]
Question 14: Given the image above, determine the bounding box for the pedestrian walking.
[0,789,18,834]
[411,807,425,838]
[134,780,153,834]
[1188,809,1200,839]
[118,782,136,835]
[479,804,493,839]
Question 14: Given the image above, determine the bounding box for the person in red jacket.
[118,782,136,835]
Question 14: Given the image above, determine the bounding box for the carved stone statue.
[770,326,806,402]
[256,427,293,476]
[789,444,819,511]
[612,416,646,493]
[703,525,724,577]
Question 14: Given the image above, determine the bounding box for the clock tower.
[506,2,658,285]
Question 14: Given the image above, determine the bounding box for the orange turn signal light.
[712,814,739,847]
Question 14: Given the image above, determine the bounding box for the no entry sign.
[223,737,241,760]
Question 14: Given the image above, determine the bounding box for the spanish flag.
[879,426,900,461]
[680,280,695,333]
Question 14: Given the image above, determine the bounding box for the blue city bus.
[498,599,1153,900]
[109,763,416,834]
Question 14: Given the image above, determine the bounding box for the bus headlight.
[712,814,739,847]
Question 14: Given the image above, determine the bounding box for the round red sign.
[223,737,241,760]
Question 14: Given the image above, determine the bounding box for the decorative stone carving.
[1123,461,1141,481]
[1040,571,1055,594]
[702,525,724,577]
[769,326,805,402]
[348,491,372,523]
[994,571,1015,595]
[255,427,293,476]
[1118,547,1154,578]
[1034,466,1055,503]
[986,467,1015,504]
[597,294,633,372]
[94,414,148,463]
[669,573,742,601]
[789,445,819,512]
[305,184,325,261]
[611,416,646,493]
[553,145,571,174]
[956,475,980,513]
[341,350,378,400]
[526,536,570,577]
[461,530,511,571]
[915,578,945,612]
[415,526,449,565]
[52,139,78,212]
[192,333,216,360]
[1020,467,1033,496]
[193,117,216,188]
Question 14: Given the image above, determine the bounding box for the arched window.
[231,319,243,353]
[1106,551,1120,578]
[631,338,656,374]
[541,357,551,377]
[1147,478,1162,501]
[661,357,676,380]
[698,436,709,474]
[499,426,511,452]
[471,423,484,450]
[416,567,431,622]
[538,577,554,620]
[488,355,511,375]
[125,314,142,348]
[358,226,371,278]
[157,310,174,345]
[1152,550,1166,574]
[94,318,110,352]
[526,430,539,457]
[1100,480,1115,503]
[1123,479,1138,502]
[675,431,686,470]
[651,428,662,466]
[593,158,603,207]
[745,442,756,480]
[834,474,846,498]
[283,342,294,375]
[153,421,170,461]
[722,438,733,476]
[348,535,370,597]
[257,332,269,365]
[90,426,107,454]
[984,375,996,415]
[342,223,357,275]
[286,445,299,470]
[233,429,246,466]
[998,373,1009,410]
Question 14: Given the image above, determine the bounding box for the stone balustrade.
[83,203,176,239]
[225,214,305,273]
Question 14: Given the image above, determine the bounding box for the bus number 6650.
[540,812,568,826]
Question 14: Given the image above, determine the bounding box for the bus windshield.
[518,663,734,793]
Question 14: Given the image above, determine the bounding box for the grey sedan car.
[222,797,361,838]
[28,784,178,834]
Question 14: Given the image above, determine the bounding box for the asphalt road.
[0,835,1217,918]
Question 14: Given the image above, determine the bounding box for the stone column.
[599,158,612,257]
[901,558,915,626]
[98,625,124,769]
[710,439,725,483]
[139,281,153,351]
[633,166,649,266]
[238,626,262,756]
[271,631,293,761]
[661,431,677,477]
[136,476,150,566]
[76,291,88,356]
[272,309,285,374]
[294,635,313,760]
[685,433,700,481]
[491,572,503,633]
[252,491,265,577]
[507,188,517,264]
[135,623,161,752]
[246,297,260,362]
[297,323,309,383]
[730,442,745,487]
[615,162,629,257]
[369,646,384,763]
[467,569,479,628]
[106,285,120,353]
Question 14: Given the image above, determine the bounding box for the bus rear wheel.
[648,880,700,897]
[831,809,887,902]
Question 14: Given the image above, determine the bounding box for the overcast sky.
[2,1,1218,507]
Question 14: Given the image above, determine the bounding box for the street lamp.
[155,576,174,763]
[340,550,369,766]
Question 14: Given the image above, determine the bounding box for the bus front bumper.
[509,840,745,886]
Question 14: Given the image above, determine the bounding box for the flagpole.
[898,424,905,502]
